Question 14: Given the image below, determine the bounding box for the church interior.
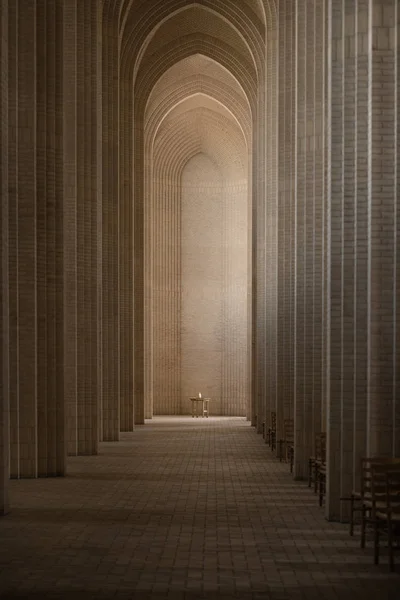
[0,0,399,597]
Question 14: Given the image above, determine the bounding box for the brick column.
[120,69,138,423]
[396,1,400,457]
[0,0,10,514]
[263,24,279,437]
[7,0,67,477]
[8,0,18,479]
[277,0,296,443]
[368,0,399,456]
[292,0,326,480]
[353,0,370,481]
[36,0,65,476]
[258,27,278,435]
[255,99,267,431]
[119,75,134,431]
[118,72,136,431]
[313,0,325,448]
[293,1,309,479]
[77,0,99,452]
[15,0,37,478]
[63,0,78,456]
[102,12,120,438]
[133,117,145,425]
[326,0,355,521]
[64,0,99,455]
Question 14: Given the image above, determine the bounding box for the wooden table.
[189,397,210,418]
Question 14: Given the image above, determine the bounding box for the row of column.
[0,2,141,516]
[326,0,400,519]
[259,0,400,520]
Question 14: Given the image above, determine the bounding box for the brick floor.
[0,417,399,599]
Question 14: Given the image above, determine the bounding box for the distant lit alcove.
[144,55,252,417]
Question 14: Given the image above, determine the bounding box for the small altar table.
[189,397,210,418]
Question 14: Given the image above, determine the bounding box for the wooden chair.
[308,432,325,490]
[372,464,400,570]
[317,434,327,507]
[278,419,294,472]
[266,412,276,452]
[349,457,400,546]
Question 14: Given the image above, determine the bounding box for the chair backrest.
[284,419,294,443]
[386,469,400,513]
[271,411,276,432]
[370,462,400,512]
[320,433,327,463]
[361,457,400,497]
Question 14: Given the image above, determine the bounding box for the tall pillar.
[102,6,120,438]
[277,0,296,443]
[396,1,400,458]
[64,0,99,456]
[0,0,10,514]
[63,0,78,456]
[36,0,65,476]
[262,25,278,435]
[353,0,370,482]
[14,0,38,478]
[120,65,139,423]
[8,0,18,479]
[119,77,134,431]
[368,0,399,456]
[326,0,357,520]
[313,0,326,448]
[133,118,145,425]
[293,0,326,479]
[255,106,267,432]
[7,0,66,478]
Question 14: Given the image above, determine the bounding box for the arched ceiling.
[117,0,268,37]
[153,105,247,182]
[141,7,255,73]
[116,1,267,109]
[145,55,252,147]
[131,3,260,115]
[134,34,258,116]
[148,55,247,104]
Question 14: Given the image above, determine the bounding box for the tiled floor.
[0,417,399,600]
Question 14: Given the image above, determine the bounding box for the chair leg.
[314,464,319,494]
[318,474,324,507]
[388,521,394,572]
[308,459,312,487]
[361,505,367,549]
[349,496,354,536]
[374,517,380,565]
[278,440,283,461]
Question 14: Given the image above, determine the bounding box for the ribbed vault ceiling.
[146,55,251,149]
[142,7,254,72]
[153,104,247,181]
